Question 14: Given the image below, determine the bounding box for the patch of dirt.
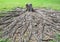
[0,7,60,42]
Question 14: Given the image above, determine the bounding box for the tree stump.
[0,7,60,42]
[26,4,35,12]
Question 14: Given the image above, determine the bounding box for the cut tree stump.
[26,4,35,12]
[0,5,60,42]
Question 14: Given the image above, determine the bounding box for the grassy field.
[0,0,60,11]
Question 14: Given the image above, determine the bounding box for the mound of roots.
[0,8,60,42]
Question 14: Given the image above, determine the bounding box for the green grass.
[0,0,60,11]
[0,38,11,42]
[0,14,8,16]
[49,33,60,42]
[0,0,60,16]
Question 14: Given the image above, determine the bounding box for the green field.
[0,0,60,10]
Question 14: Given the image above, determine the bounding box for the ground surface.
[0,8,60,42]
[0,0,60,10]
